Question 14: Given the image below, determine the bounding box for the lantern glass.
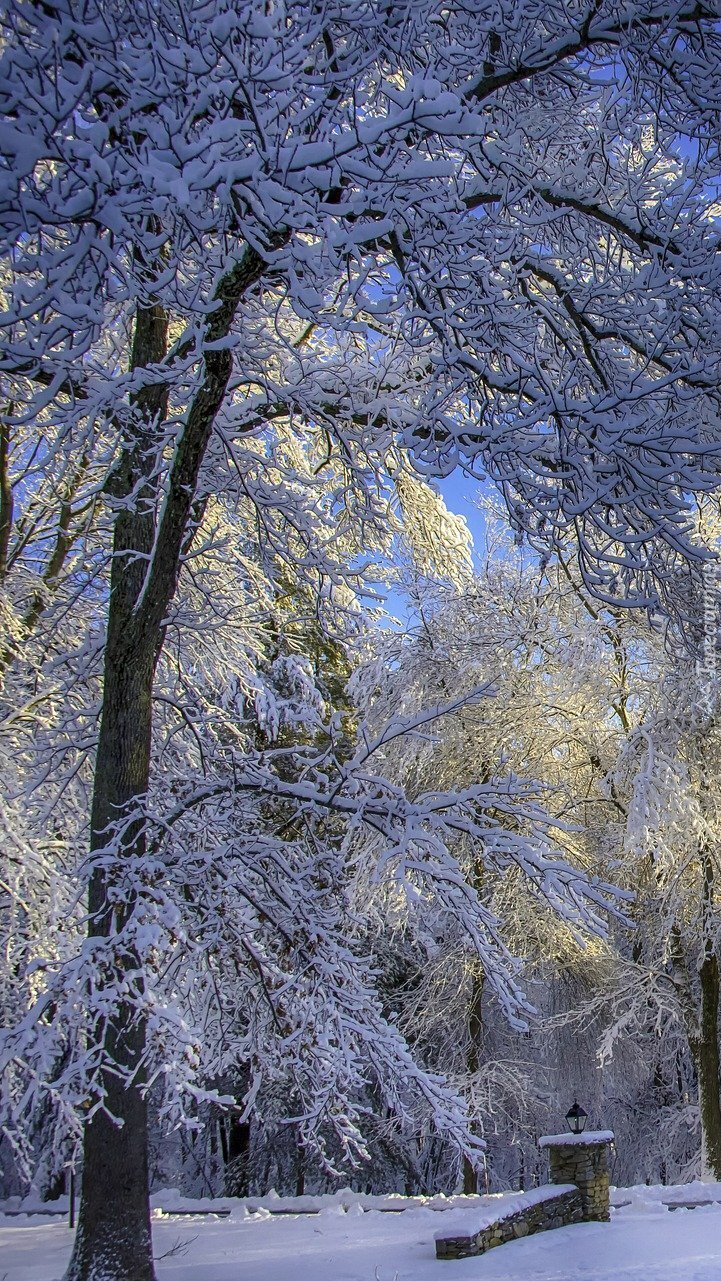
[565,1101,588,1135]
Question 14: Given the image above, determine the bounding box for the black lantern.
[565,1101,588,1135]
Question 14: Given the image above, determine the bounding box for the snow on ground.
[3,1184,721,1281]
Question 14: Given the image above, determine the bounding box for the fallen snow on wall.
[538,1130,615,1147]
[432,1182,578,1240]
[3,1183,721,1281]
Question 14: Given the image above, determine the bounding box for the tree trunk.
[680,851,721,1182]
[295,1136,306,1198]
[224,1117,252,1198]
[65,653,157,1281]
[698,851,721,1181]
[462,1156,477,1194]
[693,950,721,1181]
[64,241,272,1281]
[462,967,484,1195]
[64,300,168,1281]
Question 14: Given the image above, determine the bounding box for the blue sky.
[438,468,488,552]
[380,469,490,624]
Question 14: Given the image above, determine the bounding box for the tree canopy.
[3,3,721,1279]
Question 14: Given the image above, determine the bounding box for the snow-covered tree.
[351,521,641,1177]
[3,2,721,1278]
[0,427,480,1181]
[602,655,721,1181]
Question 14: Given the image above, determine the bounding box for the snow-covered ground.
[3,1184,721,1281]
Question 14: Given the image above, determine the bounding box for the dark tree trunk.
[684,852,721,1181]
[697,852,721,1180]
[664,845,721,1182]
[295,1131,306,1198]
[462,968,484,1195]
[65,652,158,1281]
[693,950,721,1180]
[691,850,721,1178]
[64,300,168,1281]
[224,1117,252,1198]
[63,242,272,1281]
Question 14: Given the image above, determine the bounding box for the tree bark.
[691,853,721,1181]
[224,1117,252,1198]
[295,1133,306,1198]
[462,967,484,1195]
[693,949,721,1181]
[64,240,275,1281]
[64,299,168,1281]
[674,850,721,1183]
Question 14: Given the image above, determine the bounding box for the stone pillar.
[538,1131,613,1222]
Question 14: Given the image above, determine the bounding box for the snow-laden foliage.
[2,0,721,609]
[344,533,634,1151]
[595,649,721,1181]
[0,435,486,1176]
[3,2,721,1272]
[0,506,624,1180]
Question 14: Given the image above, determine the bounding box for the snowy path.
[3,1192,721,1281]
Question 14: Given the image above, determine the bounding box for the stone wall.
[539,1132,612,1222]
[435,1186,583,1260]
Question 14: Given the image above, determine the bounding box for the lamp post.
[539,1103,612,1223]
[565,1101,588,1135]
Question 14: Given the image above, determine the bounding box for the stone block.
[541,1135,613,1224]
[436,1185,585,1260]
